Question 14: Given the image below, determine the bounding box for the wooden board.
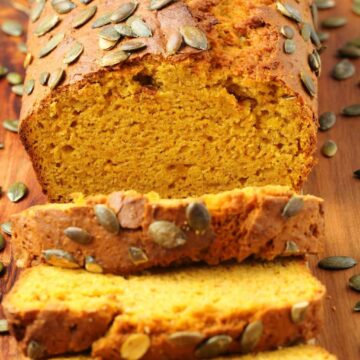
[0,0,359,358]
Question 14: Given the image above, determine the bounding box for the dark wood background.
[0,0,359,358]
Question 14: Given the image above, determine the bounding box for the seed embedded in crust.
[240,321,263,353]
[180,25,208,50]
[34,15,60,37]
[148,220,187,249]
[167,331,205,347]
[282,195,304,218]
[42,249,80,269]
[291,301,309,324]
[99,50,129,67]
[149,0,174,11]
[31,0,45,22]
[63,41,84,64]
[7,182,28,202]
[64,226,93,244]
[38,32,65,58]
[186,202,211,232]
[166,31,183,54]
[72,6,97,28]
[27,340,46,359]
[120,334,151,360]
[94,204,120,234]
[85,256,103,273]
[110,1,138,23]
[300,71,316,97]
[195,334,232,358]
[128,247,149,265]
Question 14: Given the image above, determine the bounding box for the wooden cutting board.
[0,0,359,359]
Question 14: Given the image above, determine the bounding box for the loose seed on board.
[85,256,103,273]
[0,65,8,77]
[291,301,309,324]
[301,23,312,41]
[240,321,263,353]
[353,301,360,312]
[39,32,65,58]
[114,24,134,37]
[120,334,151,360]
[166,31,183,55]
[34,15,60,36]
[1,20,23,36]
[11,84,24,96]
[1,222,12,236]
[94,204,120,234]
[319,112,336,131]
[342,104,360,117]
[128,247,149,265]
[0,319,9,333]
[282,195,304,218]
[27,341,45,359]
[338,45,360,59]
[52,0,76,14]
[42,249,80,269]
[63,42,84,64]
[7,182,28,202]
[168,332,205,347]
[6,72,22,85]
[315,0,335,10]
[149,0,174,11]
[0,234,5,251]
[110,1,138,23]
[99,50,129,67]
[128,17,152,37]
[276,2,302,23]
[354,169,360,179]
[24,79,35,95]
[31,0,45,22]
[148,220,187,249]
[300,71,316,97]
[92,13,112,29]
[186,202,211,232]
[347,37,360,48]
[332,59,355,80]
[119,40,147,52]
[39,72,50,85]
[284,39,296,54]
[180,25,208,50]
[308,50,321,76]
[321,140,337,158]
[195,335,232,358]
[284,240,300,254]
[48,68,65,89]
[3,119,19,133]
[72,6,97,28]
[321,16,347,28]
[318,256,357,270]
[64,226,93,244]
[280,25,295,39]
[349,274,360,292]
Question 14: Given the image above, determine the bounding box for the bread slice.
[3,260,325,359]
[11,186,324,275]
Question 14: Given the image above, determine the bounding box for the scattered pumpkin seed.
[34,15,60,36]
[64,226,93,244]
[310,28,321,48]
[120,334,151,360]
[280,25,294,39]
[98,37,118,50]
[284,240,300,254]
[301,23,312,41]
[39,71,50,85]
[18,42,27,53]
[42,249,80,269]
[85,256,103,273]
[317,31,329,42]
[128,246,149,265]
[349,274,360,292]
[0,234,5,251]
[94,204,120,234]
[149,220,187,249]
[24,79,35,95]
[321,16,347,28]
[27,340,45,359]
[353,2,360,15]
[195,335,232,358]
[1,20,23,36]
[92,13,112,28]
[300,71,316,97]
[6,72,22,85]
[240,321,263,353]
[291,301,309,324]
[319,112,336,131]
[168,331,205,347]
[0,319,9,333]
[80,0,93,3]
[332,59,355,80]
[354,169,360,179]
[119,39,147,52]
[0,66,8,77]
[166,31,183,55]
[353,301,360,312]
[342,104,360,116]
[318,256,357,270]
[63,41,83,64]
[31,0,45,22]
[129,17,152,37]
[99,26,121,41]
[99,50,129,67]
[321,140,337,157]
[310,2,318,29]
[338,45,360,59]
[72,5,97,28]
[1,222,12,236]
[276,2,302,22]
[7,181,27,202]
[282,195,304,218]
[180,25,208,51]
[24,52,33,68]
[149,0,174,10]
[114,24,134,37]
[315,0,335,9]
[3,119,19,133]
[52,0,76,14]
[347,37,360,48]
[39,32,65,58]
[111,1,138,23]
[308,50,321,76]
[11,84,24,96]
[0,262,4,275]
[48,68,65,89]
[186,202,211,232]
[284,39,296,54]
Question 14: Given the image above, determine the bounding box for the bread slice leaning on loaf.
[20,0,318,202]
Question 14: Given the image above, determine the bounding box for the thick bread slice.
[3,260,325,359]
[11,186,324,275]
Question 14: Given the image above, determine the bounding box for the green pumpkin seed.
[64,226,93,244]
[284,240,299,254]
[48,68,65,89]
[39,33,65,58]
[0,234,5,251]
[168,331,205,347]
[31,0,45,22]
[92,13,112,29]
[52,0,76,14]
[308,50,321,76]
[34,15,60,36]
[180,25,208,51]
[195,335,232,358]
[186,202,211,232]
[0,262,4,275]
[119,39,147,52]
[120,333,150,360]
[291,301,309,324]
[111,1,138,23]
[332,59,355,80]
[321,140,337,157]
[39,72,50,85]
[129,17,152,37]
[300,71,316,97]
[99,26,121,41]
[85,256,103,273]
[149,0,174,10]
[99,50,129,67]
[301,23,312,41]
[338,45,360,59]
[81,0,93,3]
[353,3,360,15]
[280,25,294,39]
[27,340,45,359]
[128,246,149,265]
[24,52,33,68]
[0,65,8,77]
[72,6,97,28]
[1,222,12,236]
[1,20,23,36]
[318,256,357,270]
[42,249,80,269]
[148,220,187,249]
[3,119,19,133]
[7,182,27,202]
[342,104,360,116]
[240,321,263,353]
[310,28,321,47]
[347,37,360,48]
[310,3,318,29]
[319,112,336,131]
[353,301,360,312]
[321,16,347,28]
[18,42,27,53]
[0,319,9,333]
[349,274,360,292]
[284,39,296,54]
[94,204,120,234]
[114,24,134,37]
[276,2,302,22]
[98,37,118,50]
[354,169,360,178]
[317,31,329,42]
[166,31,183,55]
[282,195,304,218]
[315,0,335,9]
[24,79,35,95]
[6,72,22,85]
[63,41,83,64]
[11,84,24,96]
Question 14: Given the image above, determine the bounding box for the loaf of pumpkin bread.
[3,260,325,359]
[21,0,319,201]
[11,185,324,274]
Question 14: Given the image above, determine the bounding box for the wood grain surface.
[0,0,359,359]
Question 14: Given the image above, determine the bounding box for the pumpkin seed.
[301,23,312,41]
[1,222,12,236]
[99,26,121,41]
[353,169,360,179]
[11,84,24,96]
[342,104,360,116]
[353,301,360,312]
[0,143,4,149]
[166,31,183,55]
[48,68,65,89]
[27,340,45,359]
[24,79,35,95]
[0,65,8,77]
[85,256,103,273]
[24,52,33,68]
[347,37,360,48]
[195,335,232,358]
[0,262,4,275]
[119,39,147,52]
[1,20,23,36]
[317,31,329,42]
[7,182,27,202]
[149,220,187,249]
[353,3,360,15]
[321,140,337,157]
[63,41,83,64]
[338,45,360,59]
[111,1,138,23]
[280,25,294,39]
[81,0,93,3]
[168,331,205,347]
[300,71,316,97]
[128,246,149,265]
[39,72,50,85]
[92,13,112,28]
[3,119,19,133]
[284,39,296,54]
[282,195,304,218]
[310,3,318,29]
[240,321,263,353]
[291,301,309,324]
[284,240,299,254]
[332,59,355,80]
[99,50,129,67]
[64,226,93,244]
[120,334,150,360]
[149,0,174,10]
[39,33,65,58]
[276,2,302,22]
[52,0,76,14]
[315,0,335,9]
[18,42,27,53]
[34,15,60,36]
[180,25,208,50]
[0,234,5,251]
[349,274,360,292]
[31,0,45,22]
[94,204,120,234]
[308,50,321,76]
[321,16,347,28]
[129,17,152,37]
[42,249,80,269]
[319,112,336,131]
[310,28,321,47]
[72,6,97,28]
[186,202,211,232]
[6,72,22,85]
[114,24,134,37]
[0,319,9,333]
[98,37,118,50]
[318,256,357,270]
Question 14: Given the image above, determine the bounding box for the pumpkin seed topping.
[6,72,22,85]
[149,0,174,11]
[240,321,263,353]
[114,24,134,37]
[321,16,347,28]
[1,222,12,236]
[52,0,76,14]
[180,25,208,50]
[72,5,97,28]
[301,23,312,41]
[3,119,19,133]
[0,143,4,150]
[276,2,302,23]
[282,195,304,218]
[0,319,9,333]
[81,0,93,3]
[12,1,30,15]
[338,45,360,59]
[39,72,50,85]
[24,79,35,95]
[310,28,321,48]
[353,2,360,15]
[149,220,187,248]
[284,240,300,254]
[0,234,5,251]
[94,204,120,234]
[0,65,8,77]
[63,41,84,64]
[342,104,360,116]
[11,84,24,96]
[1,20,23,36]
[31,0,45,22]
[85,256,103,273]
[310,2,318,29]
[99,50,129,67]
[42,249,80,269]
[24,52,33,68]
[111,1,138,23]
[92,13,112,29]
[317,31,329,42]
[195,335,232,358]
[186,202,211,232]
[99,26,121,42]
[64,226,93,244]
[27,340,45,359]
[168,331,205,346]
[166,31,183,55]
[48,68,65,89]
[318,256,357,270]
[319,112,336,131]
[284,39,296,54]
[347,37,360,48]
[291,301,309,324]
[7,182,28,202]
[300,71,316,97]
[321,140,337,157]
[120,333,151,360]
[349,274,360,292]
[332,59,355,80]
[354,300,360,312]
[39,32,65,58]
[34,15,60,36]
[353,169,360,179]
[119,39,147,52]
[128,17,152,37]
[128,246,149,265]
[308,50,321,76]
[18,42,27,53]
[98,37,118,50]
[315,0,335,10]
[280,25,294,39]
